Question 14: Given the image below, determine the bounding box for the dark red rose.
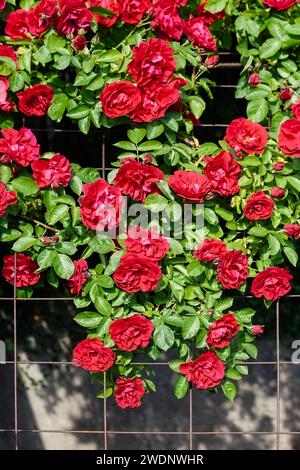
[194,239,227,263]
[205,54,219,67]
[284,224,300,239]
[196,0,225,25]
[73,35,86,50]
[279,88,293,101]
[278,119,300,157]
[129,84,180,123]
[179,351,225,389]
[128,38,176,86]
[0,45,18,64]
[114,377,145,409]
[270,187,285,198]
[100,81,142,119]
[79,178,123,231]
[273,161,285,171]
[217,250,248,289]
[291,101,300,120]
[251,267,293,301]
[120,0,151,25]
[114,159,164,202]
[5,10,29,40]
[109,314,154,351]
[32,153,72,189]
[225,118,268,156]
[263,0,297,10]
[113,253,162,293]
[184,15,217,51]
[151,7,184,41]
[251,325,264,335]
[0,182,17,217]
[168,170,211,203]
[73,338,115,372]
[2,253,40,287]
[0,99,15,113]
[27,0,58,37]
[88,0,119,27]
[17,84,54,117]
[207,314,240,349]
[0,127,40,167]
[203,151,241,197]
[57,0,92,36]
[244,190,274,221]
[67,259,89,296]
[0,1,6,11]
[125,226,170,261]
[249,73,260,87]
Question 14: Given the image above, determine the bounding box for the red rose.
[249,73,260,87]
[0,1,6,11]
[124,226,170,261]
[27,0,58,37]
[109,314,154,351]
[291,101,300,120]
[217,250,248,289]
[2,253,40,287]
[0,76,9,105]
[128,38,176,86]
[284,224,300,239]
[179,351,225,389]
[274,161,285,171]
[5,10,29,40]
[206,314,240,349]
[88,0,119,27]
[270,187,285,198]
[114,159,164,202]
[32,153,72,189]
[168,170,211,203]
[120,0,151,25]
[196,0,225,25]
[100,81,142,119]
[151,7,184,41]
[251,267,293,301]
[205,54,219,67]
[0,182,17,217]
[225,118,268,156]
[0,127,40,167]
[244,190,274,221]
[73,35,86,50]
[114,377,145,409]
[184,15,217,51]
[194,239,227,263]
[203,151,241,197]
[129,84,180,123]
[57,0,92,36]
[263,0,297,10]
[41,235,59,245]
[251,325,264,335]
[152,0,188,10]
[0,45,18,64]
[17,84,54,117]
[113,253,162,293]
[79,178,123,231]
[279,88,293,101]
[67,259,89,296]
[278,119,300,157]
[73,338,115,372]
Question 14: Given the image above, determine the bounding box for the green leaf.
[12,236,36,252]
[182,315,200,339]
[0,56,16,76]
[287,176,300,192]
[70,175,82,196]
[138,141,162,152]
[240,155,262,167]
[67,105,90,120]
[74,311,101,328]
[248,227,269,237]
[205,0,227,13]
[114,141,136,151]
[247,99,268,123]
[53,253,74,279]
[188,95,206,119]
[221,380,237,401]
[90,236,115,254]
[174,375,189,399]
[45,204,69,225]
[204,207,218,225]
[0,165,12,183]
[89,6,115,17]
[286,24,300,36]
[127,128,146,144]
[268,234,281,256]
[78,116,91,135]
[146,123,164,139]
[260,38,282,59]
[37,250,54,270]
[226,367,242,381]
[215,297,234,311]
[215,207,233,221]
[283,247,298,267]
[153,324,175,351]
[93,295,112,316]
[97,274,114,288]
[243,343,257,359]
[12,177,39,196]
[96,50,123,63]
[145,194,168,212]
[47,94,68,122]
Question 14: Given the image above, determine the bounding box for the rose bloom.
[114,159,164,202]
[113,253,162,293]
[249,73,260,87]
[120,0,151,25]
[179,351,225,389]
[206,314,240,349]
[129,84,180,123]
[17,84,54,117]
[184,15,217,51]
[2,253,40,287]
[73,35,86,50]
[73,338,115,372]
[278,119,300,157]
[128,38,176,86]
[291,101,300,120]
[100,81,142,119]
[251,325,264,335]
[225,118,268,156]
[217,250,248,289]
[205,54,219,67]
[244,190,274,221]
[27,0,58,37]
[251,267,293,301]
[88,0,119,27]
[57,0,92,36]
[67,259,89,296]
[279,88,293,101]
[0,182,17,217]
[125,226,170,261]
[5,10,29,40]
[114,377,145,409]
[79,178,123,231]
[0,77,9,106]
[194,239,227,263]
[151,7,184,41]
[270,187,285,198]
[203,151,241,197]
[32,154,72,189]
[168,170,211,203]
[263,0,297,10]
[196,0,225,25]
[0,45,18,64]
[284,224,300,239]
[0,127,40,167]
[109,314,154,351]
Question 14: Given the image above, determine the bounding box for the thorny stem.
[21,215,59,233]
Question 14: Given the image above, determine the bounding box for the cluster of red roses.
[263,0,298,10]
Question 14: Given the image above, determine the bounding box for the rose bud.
[205,55,219,68]
[143,154,153,164]
[279,88,293,101]
[249,73,260,87]
[284,224,300,239]
[251,325,264,336]
[73,35,86,51]
[273,161,285,171]
[41,235,59,245]
[270,187,285,198]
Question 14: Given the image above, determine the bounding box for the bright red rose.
[184,15,217,51]
[284,224,300,239]
[67,259,89,296]
[270,187,285,198]
[0,1,6,11]
[152,0,188,10]
[263,0,297,10]
[120,0,151,25]
[57,0,92,35]
[114,377,145,409]
[179,351,225,389]
[244,190,274,221]
[151,7,184,41]
[203,151,241,197]
[205,54,219,67]
[0,45,18,64]
[168,170,211,203]
[88,0,119,27]
[2,253,40,287]
[0,127,40,167]
[114,159,164,202]
[196,0,225,25]
[251,325,264,335]
[79,178,123,231]
[279,88,293,101]
[217,250,248,289]
[124,225,170,261]
[109,314,154,351]
[291,101,300,120]
[31,154,72,189]
[73,338,115,372]
[0,182,17,217]
[0,99,15,113]
[73,35,86,50]
[113,253,162,293]
[251,267,293,301]
[27,0,58,37]
[194,238,227,263]
[249,73,260,87]
[17,84,54,117]
[207,313,240,348]
[5,10,29,40]
[278,119,300,157]
[100,81,142,119]
[225,118,268,156]
[129,84,180,123]
[128,38,176,86]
